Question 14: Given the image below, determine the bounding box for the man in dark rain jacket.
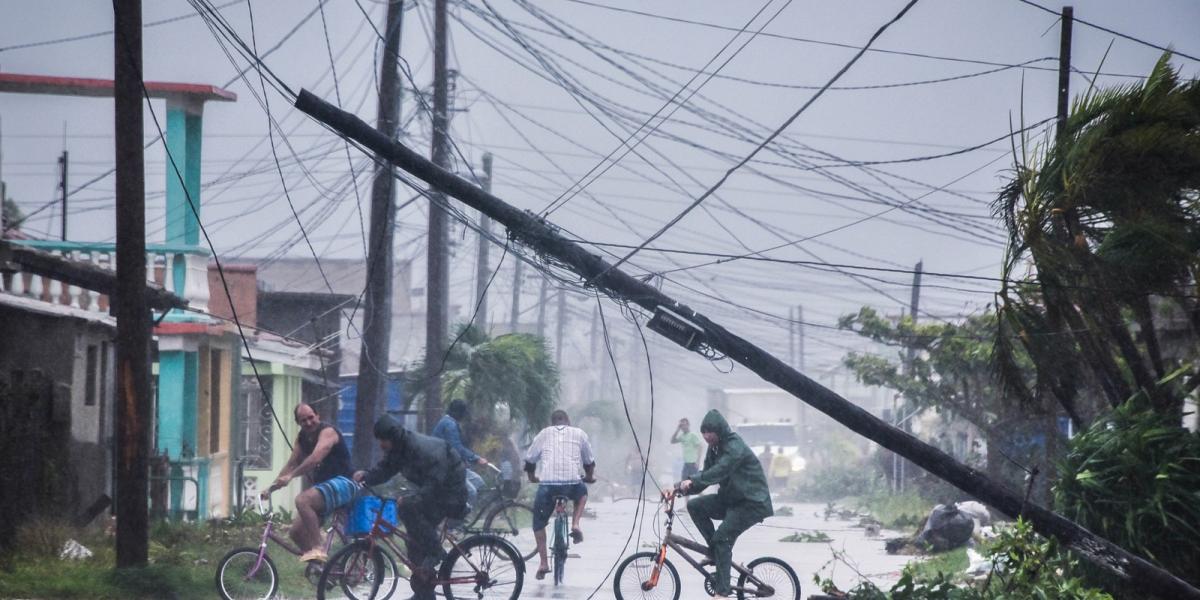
[353,415,468,599]
[675,409,773,599]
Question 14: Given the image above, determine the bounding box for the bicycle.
[612,489,800,600]
[317,488,525,600]
[550,496,571,586]
[455,464,537,562]
[215,496,400,600]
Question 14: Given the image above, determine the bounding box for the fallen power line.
[293,89,1200,600]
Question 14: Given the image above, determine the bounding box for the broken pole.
[293,89,1200,600]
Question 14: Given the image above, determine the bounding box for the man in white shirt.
[524,409,597,580]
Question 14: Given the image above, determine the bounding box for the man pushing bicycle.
[673,409,773,599]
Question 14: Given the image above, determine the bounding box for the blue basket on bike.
[347,496,398,537]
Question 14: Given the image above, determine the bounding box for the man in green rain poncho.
[674,409,773,599]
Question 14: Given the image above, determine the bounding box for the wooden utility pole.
[58,150,68,240]
[113,0,151,568]
[510,260,523,332]
[297,91,1200,599]
[353,0,404,467]
[423,0,451,432]
[1057,6,1074,140]
[471,153,493,331]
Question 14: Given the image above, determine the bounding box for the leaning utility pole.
[353,0,404,467]
[292,92,1200,599]
[471,153,493,331]
[113,0,151,568]
[423,0,451,432]
[58,151,68,240]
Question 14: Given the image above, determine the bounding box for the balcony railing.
[1,241,207,314]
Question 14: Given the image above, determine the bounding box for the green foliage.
[816,520,1112,600]
[409,323,560,436]
[1054,396,1200,590]
[780,530,833,543]
[994,53,1200,420]
[854,490,930,531]
[795,458,887,502]
[2,196,23,227]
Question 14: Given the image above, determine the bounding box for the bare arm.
[287,428,339,480]
[263,438,304,497]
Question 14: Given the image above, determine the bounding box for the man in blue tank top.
[261,402,355,563]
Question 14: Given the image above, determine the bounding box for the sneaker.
[299,549,328,563]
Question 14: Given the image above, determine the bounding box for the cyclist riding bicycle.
[353,414,469,600]
[260,403,355,564]
[430,399,489,509]
[524,409,596,581]
[673,409,773,599]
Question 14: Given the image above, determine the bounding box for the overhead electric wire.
[1014,0,1200,63]
[603,0,924,273]
[553,0,1154,78]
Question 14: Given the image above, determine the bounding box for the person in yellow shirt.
[769,452,792,490]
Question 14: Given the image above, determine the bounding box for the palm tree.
[407,323,560,443]
[994,52,1200,426]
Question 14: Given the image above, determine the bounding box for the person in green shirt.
[670,417,704,479]
[675,409,773,599]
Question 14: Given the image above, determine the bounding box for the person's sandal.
[535,566,551,580]
[571,528,584,544]
[299,549,328,563]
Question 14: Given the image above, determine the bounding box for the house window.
[210,350,222,453]
[84,345,98,406]
[241,375,273,469]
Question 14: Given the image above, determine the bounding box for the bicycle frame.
[356,496,491,588]
[243,497,346,579]
[645,492,775,597]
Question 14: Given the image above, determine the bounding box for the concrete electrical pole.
[353,0,404,467]
[423,0,451,432]
[472,153,493,331]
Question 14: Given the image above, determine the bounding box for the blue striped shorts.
[314,475,358,516]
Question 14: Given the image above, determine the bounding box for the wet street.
[514,496,914,600]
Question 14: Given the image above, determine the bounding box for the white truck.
[706,387,807,472]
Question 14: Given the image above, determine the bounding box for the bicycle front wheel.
[482,501,536,562]
[317,540,385,600]
[439,534,524,600]
[613,551,680,600]
[737,556,801,600]
[216,547,278,600]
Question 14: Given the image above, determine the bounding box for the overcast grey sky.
[2,0,1198,407]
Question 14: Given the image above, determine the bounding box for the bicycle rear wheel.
[439,534,524,600]
[482,500,536,562]
[215,547,278,600]
[613,552,680,600]
[552,514,568,586]
[737,556,800,600]
[317,540,385,600]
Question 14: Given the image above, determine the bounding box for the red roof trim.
[0,72,236,102]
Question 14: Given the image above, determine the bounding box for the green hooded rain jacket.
[690,409,774,519]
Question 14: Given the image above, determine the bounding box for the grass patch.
[0,519,318,599]
[846,490,930,531]
[906,546,969,581]
[780,530,832,543]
